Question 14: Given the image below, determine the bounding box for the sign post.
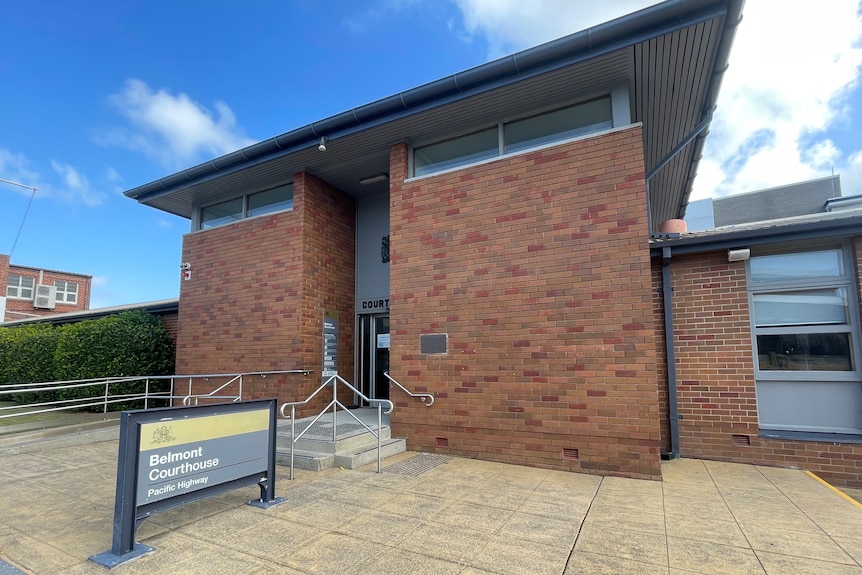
[90,399,284,568]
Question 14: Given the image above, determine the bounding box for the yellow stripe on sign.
[139,409,270,451]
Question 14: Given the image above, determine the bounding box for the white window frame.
[6,274,35,300]
[54,280,79,304]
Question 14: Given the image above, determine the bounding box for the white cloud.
[156,219,174,229]
[104,79,255,168]
[445,1,862,202]
[693,0,862,200]
[0,149,105,207]
[51,161,106,207]
[451,0,659,58]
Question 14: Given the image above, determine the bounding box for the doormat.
[382,453,452,477]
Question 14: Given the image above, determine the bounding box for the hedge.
[0,311,175,410]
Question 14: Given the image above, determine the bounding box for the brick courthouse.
[124,0,862,487]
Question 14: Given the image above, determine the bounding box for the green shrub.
[0,323,60,403]
[0,311,175,410]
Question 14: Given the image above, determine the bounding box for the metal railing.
[181,370,312,405]
[383,372,434,406]
[280,374,393,480]
[0,370,313,422]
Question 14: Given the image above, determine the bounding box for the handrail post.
[332,380,338,443]
[290,405,296,480]
[377,402,382,473]
[144,379,149,410]
[103,381,109,415]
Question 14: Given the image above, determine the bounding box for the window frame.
[196,183,294,231]
[747,243,862,383]
[409,93,618,179]
[6,274,35,300]
[54,280,79,305]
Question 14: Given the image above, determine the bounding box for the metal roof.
[0,298,179,327]
[125,0,744,229]
[650,209,862,256]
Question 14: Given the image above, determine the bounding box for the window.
[414,128,498,177]
[201,198,243,230]
[748,246,862,435]
[6,274,34,299]
[199,184,294,230]
[247,185,294,218]
[54,280,78,304]
[412,95,614,177]
[504,97,613,154]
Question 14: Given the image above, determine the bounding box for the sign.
[377,333,390,349]
[360,298,389,312]
[322,310,338,379]
[137,409,269,504]
[90,400,283,568]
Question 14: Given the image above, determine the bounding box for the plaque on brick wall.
[420,333,447,354]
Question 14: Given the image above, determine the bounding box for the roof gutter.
[125,0,732,205]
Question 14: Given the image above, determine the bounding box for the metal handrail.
[0,370,313,422]
[383,372,434,406]
[280,374,394,479]
[181,369,313,406]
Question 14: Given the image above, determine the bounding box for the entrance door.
[359,314,390,402]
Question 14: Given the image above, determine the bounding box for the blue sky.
[1,1,861,308]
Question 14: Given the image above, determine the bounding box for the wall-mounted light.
[317,137,327,152]
[359,173,389,185]
[728,248,750,262]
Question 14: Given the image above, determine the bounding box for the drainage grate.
[383,453,452,477]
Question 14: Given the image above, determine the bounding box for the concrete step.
[276,437,406,471]
[277,425,393,454]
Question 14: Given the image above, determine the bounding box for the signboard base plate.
[248,495,286,509]
[90,543,155,569]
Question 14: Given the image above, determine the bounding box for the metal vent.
[731,434,751,447]
[562,448,580,461]
[435,437,449,449]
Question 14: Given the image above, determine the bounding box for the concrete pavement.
[2,436,862,574]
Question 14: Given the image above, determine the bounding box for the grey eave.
[650,210,862,257]
[124,0,744,228]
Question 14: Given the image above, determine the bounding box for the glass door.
[359,314,390,402]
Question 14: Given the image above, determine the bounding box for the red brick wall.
[175,173,355,412]
[388,126,662,480]
[661,245,862,488]
[3,262,91,322]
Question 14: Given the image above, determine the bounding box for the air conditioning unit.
[33,284,56,309]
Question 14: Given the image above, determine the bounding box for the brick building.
[1,254,92,323]
[122,0,853,484]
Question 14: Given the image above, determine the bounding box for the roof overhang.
[124,0,744,228]
[650,211,862,257]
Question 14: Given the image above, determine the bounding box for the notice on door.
[322,310,338,379]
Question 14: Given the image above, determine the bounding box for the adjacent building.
[1,254,92,323]
[119,0,862,488]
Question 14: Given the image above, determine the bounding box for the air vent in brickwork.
[435,437,449,449]
[562,448,580,461]
[731,434,751,446]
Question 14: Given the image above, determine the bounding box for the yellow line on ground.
[804,470,862,510]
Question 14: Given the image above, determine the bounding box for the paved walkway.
[1,438,862,574]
